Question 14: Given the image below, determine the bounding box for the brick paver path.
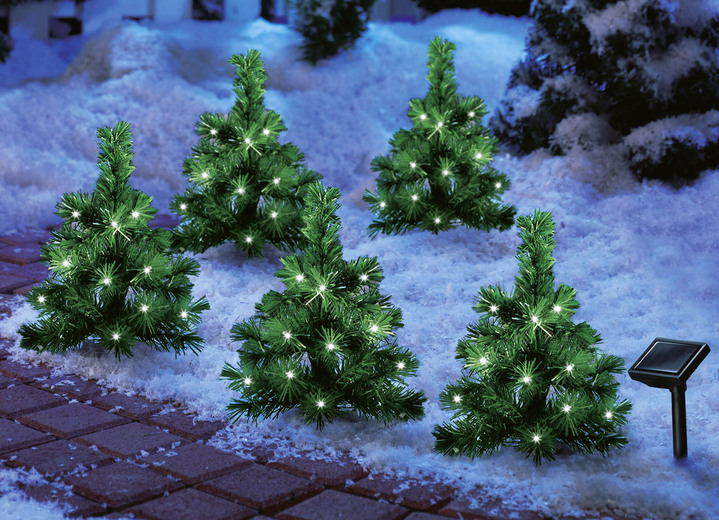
[0,220,639,520]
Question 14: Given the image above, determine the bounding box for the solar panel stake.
[670,383,687,459]
[628,338,710,460]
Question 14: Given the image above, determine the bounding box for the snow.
[1,8,718,520]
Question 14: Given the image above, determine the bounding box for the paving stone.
[13,282,40,296]
[63,461,183,509]
[18,402,130,438]
[0,244,42,265]
[439,497,545,520]
[0,338,13,357]
[404,513,456,520]
[347,474,454,510]
[0,358,53,382]
[275,489,408,520]
[0,417,55,454]
[126,487,256,520]
[92,392,164,420]
[30,374,103,401]
[148,213,180,230]
[0,384,66,418]
[0,373,16,389]
[144,441,250,484]
[20,482,106,518]
[0,260,50,281]
[0,272,33,293]
[0,229,52,246]
[5,439,114,478]
[269,453,368,487]
[197,462,324,513]
[77,421,186,459]
[144,409,225,441]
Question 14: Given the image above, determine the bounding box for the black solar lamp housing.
[628,338,710,459]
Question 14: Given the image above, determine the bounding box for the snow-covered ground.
[1,8,718,520]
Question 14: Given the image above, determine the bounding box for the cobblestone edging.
[0,219,637,520]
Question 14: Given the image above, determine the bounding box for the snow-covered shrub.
[292,0,378,65]
[491,0,719,185]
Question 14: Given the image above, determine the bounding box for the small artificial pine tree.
[19,122,209,360]
[222,182,426,429]
[433,210,631,465]
[171,50,321,257]
[292,0,378,65]
[363,36,516,238]
[491,0,719,184]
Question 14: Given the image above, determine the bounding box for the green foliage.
[222,182,426,429]
[171,50,321,257]
[433,210,630,465]
[292,0,378,65]
[19,122,209,360]
[491,0,719,184]
[364,36,515,237]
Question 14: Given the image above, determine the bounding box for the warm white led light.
[531,316,539,323]
[489,305,498,313]
[270,211,278,219]
[318,285,326,292]
[237,187,245,195]
[210,128,217,136]
[370,325,379,333]
[566,364,575,372]
[605,411,613,420]
[379,201,386,209]
[409,161,417,169]
[411,194,419,202]
[283,331,292,340]
[111,221,119,228]
[453,394,461,403]
[131,211,140,218]
[317,400,325,408]
[475,152,483,159]
[286,371,294,379]
[140,304,149,313]
[296,274,305,282]
[495,182,502,189]
[273,178,281,185]
[103,277,111,285]
[72,211,80,218]
[180,311,188,319]
[397,362,406,370]
[522,376,531,384]
[563,404,572,413]
[359,274,368,282]
[244,137,252,144]
[143,266,152,274]
[468,111,475,117]
[442,170,449,176]
[532,434,541,443]
[62,259,71,268]
[180,203,187,210]
[262,128,270,135]
[434,217,441,224]
[38,295,46,303]
[420,113,427,120]
[243,377,251,385]
[326,343,335,351]
[479,356,488,365]
[553,305,562,312]
[245,236,253,243]
[112,332,120,341]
